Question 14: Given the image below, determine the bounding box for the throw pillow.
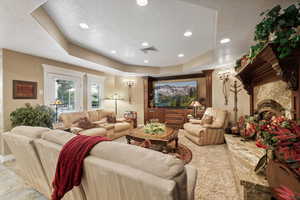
[202,115,213,125]
[73,117,97,130]
[107,114,116,123]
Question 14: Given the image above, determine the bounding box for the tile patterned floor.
[0,130,240,200]
[177,131,240,200]
[0,163,47,200]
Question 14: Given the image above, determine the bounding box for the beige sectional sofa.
[3,126,198,200]
[183,107,229,146]
[59,109,132,140]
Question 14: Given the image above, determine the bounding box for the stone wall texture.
[253,80,292,118]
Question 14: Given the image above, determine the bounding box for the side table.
[124,111,137,128]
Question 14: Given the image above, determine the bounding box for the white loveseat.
[3,126,198,200]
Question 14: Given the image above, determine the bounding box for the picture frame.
[13,80,37,99]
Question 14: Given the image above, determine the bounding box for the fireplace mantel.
[235,44,300,118]
[236,44,299,95]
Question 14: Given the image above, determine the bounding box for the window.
[91,83,100,108]
[43,65,84,113]
[55,79,76,112]
[87,74,105,110]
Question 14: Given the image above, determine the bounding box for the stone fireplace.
[253,80,293,119]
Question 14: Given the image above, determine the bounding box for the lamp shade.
[190,101,201,107]
[54,99,63,105]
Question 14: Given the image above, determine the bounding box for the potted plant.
[10,103,55,128]
[250,4,300,60]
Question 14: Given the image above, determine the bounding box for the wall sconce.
[126,80,135,104]
[217,69,235,105]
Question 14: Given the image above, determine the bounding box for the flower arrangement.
[275,186,300,200]
[256,116,300,175]
[238,115,260,139]
[144,122,166,135]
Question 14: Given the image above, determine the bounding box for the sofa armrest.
[116,118,126,122]
[185,165,197,200]
[202,123,223,129]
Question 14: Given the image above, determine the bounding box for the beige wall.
[102,75,145,125]
[0,49,144,155]
[2,49,145,129]
[212,68,250,124]
[2,49,106,131]
[0,49,3,132]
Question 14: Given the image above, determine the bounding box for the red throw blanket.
[52,135,111,200]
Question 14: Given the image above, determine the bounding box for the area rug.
[170,143,193,164]
[130,141,192,164]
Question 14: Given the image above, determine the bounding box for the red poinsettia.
[274,186,300,200]
[256,116,300,176]
[256,140,268,149]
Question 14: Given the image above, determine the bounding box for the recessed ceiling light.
[220,38,231,44]
[136,0,148,6]
[178,53,184,58]
[184,31,193,37]
[79,23,89,29]
[142,42,149,47]
[144,60,149,63]
[111,50,117,54]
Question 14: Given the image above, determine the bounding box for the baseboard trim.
[0,154,15,163]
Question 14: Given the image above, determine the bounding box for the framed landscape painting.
[153,80,198,108]
[13,80,37,99]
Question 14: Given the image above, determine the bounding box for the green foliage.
[144,123,165,135]
[10,103,55,128]
[251,4,300,59]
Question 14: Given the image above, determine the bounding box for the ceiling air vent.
[140,46,158,54]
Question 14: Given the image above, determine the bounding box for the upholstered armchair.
[183,107,229,146]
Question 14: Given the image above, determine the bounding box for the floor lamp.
[105,93,124,115]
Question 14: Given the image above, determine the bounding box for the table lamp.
[51,99,63,122]
[190,101,201,117]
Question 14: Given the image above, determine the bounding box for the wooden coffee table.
[126,127,179,153]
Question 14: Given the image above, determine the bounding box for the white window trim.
[43,64,84,112]
[87,73,105,110]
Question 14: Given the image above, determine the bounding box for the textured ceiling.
[0,0,299,75]
[43,0,217,67]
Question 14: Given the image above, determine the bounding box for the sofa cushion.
[42,130,76,146]
[90,141,184,179]
[59,112,89,128]
[97,110,115,120]
[73,117,97,130]
[114,122,131,132]
[98,123,114,130]
[202,114,213,125]
[93,118,107,125]
[183,123,206,137]
[79,128,107,137]
[203,108,228,128]
[87,110,99,122]
[11,126,51,139]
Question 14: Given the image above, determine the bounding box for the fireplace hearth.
[256,99,285,120]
